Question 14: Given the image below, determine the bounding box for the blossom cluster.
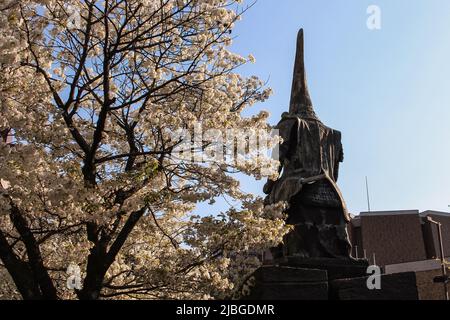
[0,0,288,300]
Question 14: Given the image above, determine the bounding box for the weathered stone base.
[282,257,369,281]
[330,272,419,300]
[244,258,435,300]
[243,266,328,300]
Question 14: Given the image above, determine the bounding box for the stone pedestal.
[282,257,369,281]
[330,272,419,300]
[243,266,328,300]
[245,258,423,300]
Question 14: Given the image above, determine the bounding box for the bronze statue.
[264,29,352,260]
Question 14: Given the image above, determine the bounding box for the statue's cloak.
[265,114,350,222]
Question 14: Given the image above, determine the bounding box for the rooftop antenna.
[365,176,371,212]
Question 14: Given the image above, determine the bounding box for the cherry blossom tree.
[0,0,288,300]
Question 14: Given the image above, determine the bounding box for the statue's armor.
[264,29,352,260]
[299,180,341,208]
[265,115,349,222]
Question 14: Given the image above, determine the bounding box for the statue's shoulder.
[274,114,302,137]
[330,127,342,139]
[276,112,301,127]
[321,124,343,146]
[329,126,342,137]
[280,112,299,120]
[319,122,342,138]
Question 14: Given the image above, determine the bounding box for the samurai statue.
[264,29,352,260]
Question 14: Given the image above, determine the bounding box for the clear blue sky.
[224,0,450,215]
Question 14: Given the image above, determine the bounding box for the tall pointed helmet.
[289,29,319,120]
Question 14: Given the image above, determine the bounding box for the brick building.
[348,210,450,299]
[348,210,450,270]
